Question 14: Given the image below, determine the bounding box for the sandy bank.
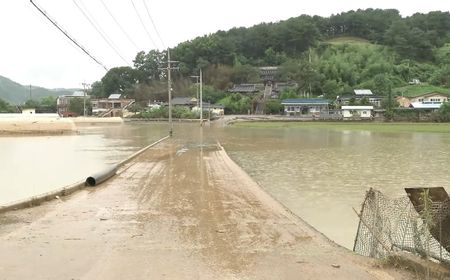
[0,115,76,135]
[0,116,124,135]
[0,136,417,279]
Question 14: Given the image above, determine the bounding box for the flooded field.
[218,123,450,249]
[0,122,168,205]
[2,121,450,250]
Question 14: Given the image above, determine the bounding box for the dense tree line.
[90,9,450,113]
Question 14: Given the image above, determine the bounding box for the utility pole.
[160,48,178,136]
[82,82,89,117]
[29,85,32,100]
[200,68,203,125]
[308,47,312,99]
[190,75,200,108]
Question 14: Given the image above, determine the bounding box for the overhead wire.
[29,0,108,71]
[130,0,158,49]
[142,0,165,49]
[100,0,141,52]
[73,0,131,66]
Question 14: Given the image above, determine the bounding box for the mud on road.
[0,133,416,279]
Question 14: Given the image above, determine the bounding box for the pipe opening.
[86,177,96,186]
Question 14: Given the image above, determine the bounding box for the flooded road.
[2,121,450,250]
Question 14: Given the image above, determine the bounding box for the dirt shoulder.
[0,137,416,279]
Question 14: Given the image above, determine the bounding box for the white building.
[341,106,374,119]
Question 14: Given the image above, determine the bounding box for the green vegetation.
[327,36,371,45]
[68,97,91,116]
[136,106,201,119]
[0,98,16,113]
[233,121,450,133]
[88,9,450,115]
[393,84,450,97]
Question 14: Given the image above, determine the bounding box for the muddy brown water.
[2,122,450,249]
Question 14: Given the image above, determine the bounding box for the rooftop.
[108,94,122,99]
[354,89,373,95]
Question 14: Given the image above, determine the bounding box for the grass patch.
[233,121,450,133]
[393,84,450,97]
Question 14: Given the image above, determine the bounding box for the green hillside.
[393,84,450,97]
[87,9,450,114]
[0,76,75,105]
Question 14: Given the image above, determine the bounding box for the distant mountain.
[0,75,78,104]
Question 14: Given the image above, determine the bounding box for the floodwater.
[2,121,450,250]
[217,125,450,249]
[0,122,168,205]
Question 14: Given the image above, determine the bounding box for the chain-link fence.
[353,188,450,263]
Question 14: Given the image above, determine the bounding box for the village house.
[281,98,330,116]
[341,105,374,119]
[193,103,225,116]
[396,92,449,109]
[338,89,383,108]
[171,97,198,108]
[91,94,135,117]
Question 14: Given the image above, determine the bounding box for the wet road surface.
[0,132,415,279]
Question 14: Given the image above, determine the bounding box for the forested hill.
[0,76,74,105]
[91,9,450,102]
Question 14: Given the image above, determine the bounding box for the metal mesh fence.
[353,188,450,262]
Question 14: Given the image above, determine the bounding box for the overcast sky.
[1,0,449,89]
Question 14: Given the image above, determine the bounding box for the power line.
[100,0,140,52]
[73,0,131,66]
[142,0,165,49]
[130,0,157,49]
[29,0,108,71]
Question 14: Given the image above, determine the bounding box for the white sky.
[0,0,449,89]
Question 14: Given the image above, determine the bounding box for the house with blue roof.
[281,99,330,116]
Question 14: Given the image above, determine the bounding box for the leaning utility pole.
[160,48,178,136]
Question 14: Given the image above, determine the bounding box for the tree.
[101,67,139,98]
[265,99,283,114]
[436,101,450,121]
[68,97,91,116]
[40,96,57,112]
[0,98,14,113]
[23,99,40,109]
[90,81,104,98]
[133,50,166,83]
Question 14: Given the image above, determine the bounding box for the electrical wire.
[73,0,131,66]
[130,0,157,49]
[100,0,141,51]
[142,0,165,49]
[29,0,108,71]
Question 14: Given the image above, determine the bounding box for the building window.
[362,111,367,115]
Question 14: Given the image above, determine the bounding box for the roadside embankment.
[0,134,419,279]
